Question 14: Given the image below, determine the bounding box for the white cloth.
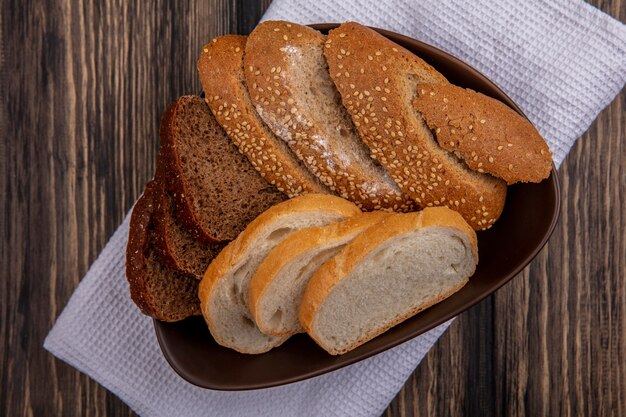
[45,1,626,416]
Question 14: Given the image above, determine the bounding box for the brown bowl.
[154,23,560,390]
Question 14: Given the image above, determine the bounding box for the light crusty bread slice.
[249,211,391,336]
[244,21,416,212]
[198,35,329,197]
[300,207,478,355]
[413,83,553,184]
[199,194,361,354]
[159,96,287,243]
[324,22,507,230]
[126,180,201,322]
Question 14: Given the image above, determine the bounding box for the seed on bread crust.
[413,83,552,184]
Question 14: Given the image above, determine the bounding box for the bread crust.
[198,35,329,197]
[248,211,391,335]
[244,21,416,212]
[198,194,361,352]
[325,22,507,230]
[413,83,552,184]
[299,207,477,354]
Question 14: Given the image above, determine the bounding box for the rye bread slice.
[126,180,201,322]
[159,96,287,243]
[152,180,227,279]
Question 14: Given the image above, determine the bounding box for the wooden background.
[1,0,624,415]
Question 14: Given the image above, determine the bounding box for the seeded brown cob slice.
[152,180,226,279]
[324,22,507,230]
[244,21,416,212]
[159,96,287,243]
[198,35,329,197]
[413,83,552,184]
[125,180,201,322]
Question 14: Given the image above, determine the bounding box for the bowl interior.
[154,23,560,391]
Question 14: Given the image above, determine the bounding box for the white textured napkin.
[45,1,625,416]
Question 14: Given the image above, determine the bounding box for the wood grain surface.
[1,0,623,416]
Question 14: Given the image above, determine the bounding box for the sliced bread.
[198,35,329,197]
[198,194,361,354]
[244,21,416,212]
[299,207,478,355]
[324,22,507,230]
[159,96,287,243]
[152,180,226,279]
[413,83,552,184]
[249,211,391,336]
[126,180,201,322]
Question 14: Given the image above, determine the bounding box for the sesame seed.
[274,28,280,31]
[339,33,346,37]
[203,48,209,53]
[235,47,240,52]
[508,143,513,147]
[497,145,504,150]
[488,156,494,163]
[508,164,513,170]
[480,119,486,124]
[375,51,382,56]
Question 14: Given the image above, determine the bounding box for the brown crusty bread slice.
[299,207,478,355]
[152,180,226,279]
[244,21,416,212]
[159,96,287,243]
[198,35,329,197]
[199,194,361,354]
[248,211,391,337]
[413,83,553,184]
[125,180,201,322]
[324,22,507,230]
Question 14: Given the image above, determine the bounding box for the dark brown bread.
[413,83,552,184]
[152,180,226,279]
[125,180,201,322]
[159,96,287,243]
[324,22,507,230]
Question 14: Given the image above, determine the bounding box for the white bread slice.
[299,207,478,355]
[198,35,329,197]
[198,194,360,354]
[324,22,507,230]
[249,211,391,336]
[244,21,416,212]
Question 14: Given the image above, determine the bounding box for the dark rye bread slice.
[198,35,329,197]
[126,180,201,322]
[413,83,552,184]
[159,96,287,243]
[152,180,227,279]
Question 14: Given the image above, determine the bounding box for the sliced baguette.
[300,207,478,355]
[159,96,287,243]
[249,211,391,336]
[199,194,361,354]
[126,180,201,322]
[244,21,416,212]
[198,35,329,197]
[324,22,507,230]
[413,83,552,184]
